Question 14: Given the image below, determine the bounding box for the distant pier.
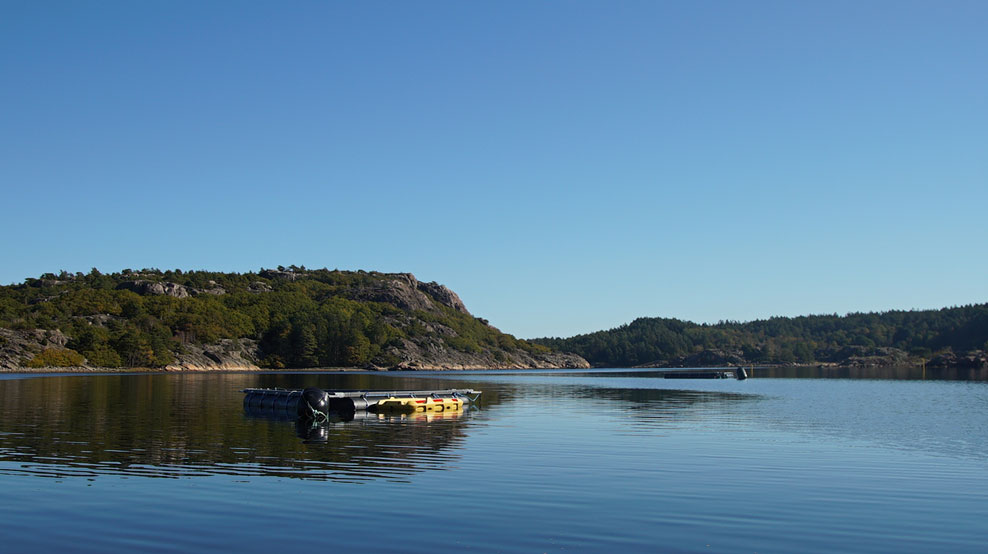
[658,367,748,380]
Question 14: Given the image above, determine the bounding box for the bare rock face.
[349,273,473,316]
[195,286,226,296]
[248,281,273,293]
[927,350,988,369]
[351,273,433,312]
[165,339,261,371]
[194,280,226,295]
[259,269,305,281]
[417,281,470,315]
[0,328,73,370]
[117,280,192,298]
[116,280,226,297]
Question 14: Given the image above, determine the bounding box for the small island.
[0,267,588,372]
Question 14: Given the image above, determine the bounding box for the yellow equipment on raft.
[373,396,465,413]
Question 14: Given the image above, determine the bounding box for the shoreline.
[0,365,592,374]
[0,366,369,374]
[0,362,930,374]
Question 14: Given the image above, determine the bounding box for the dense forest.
[0,267,576,370]
[532,306,988,367]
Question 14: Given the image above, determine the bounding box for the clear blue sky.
[2,1,986,338]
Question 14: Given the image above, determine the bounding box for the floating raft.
[243,387,482,421]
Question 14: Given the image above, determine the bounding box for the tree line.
[531,305,988,366]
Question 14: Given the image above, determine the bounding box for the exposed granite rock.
[248,281,273,293]
[117,280,192,298]
[0,328,72,370]
[927,350,988,370]
[348,273,473,316]
[195,280,226,295]
[116,280,226,297]
[350,273,433,312]
[195,286,226,295]
[417,281,470,315]
[259,269,305,281]
[165,339,261,371]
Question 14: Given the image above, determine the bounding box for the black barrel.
[297,387,330,420]
[243,388,301,418]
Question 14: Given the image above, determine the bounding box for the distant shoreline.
[0,362,926,374]
[0,365,588,374]
[0,366,368,374]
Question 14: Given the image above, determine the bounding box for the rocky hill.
[0,267,588,371]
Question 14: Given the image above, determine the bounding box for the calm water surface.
[0,369,986,553]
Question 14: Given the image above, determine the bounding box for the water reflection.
[0,374,487,482]
[17,371,978,482]
[2,372,985,554]
[754,365,988,381]
[0,373,766,481]
[292,409,470,443]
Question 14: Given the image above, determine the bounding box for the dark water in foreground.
[0,369,986,553]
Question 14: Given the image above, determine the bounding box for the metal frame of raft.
[242,387,482,422]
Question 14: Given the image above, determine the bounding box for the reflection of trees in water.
[0,374,495,482]
[759,366,988,381]
[0,373,766,481]
[520,383,761,428]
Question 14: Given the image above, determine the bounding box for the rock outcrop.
[117,280,192,298]
[165,339,261,371]
[350,273,433,312]
[248,281,272,293]
[259,269,305,281]
[117,280,227,297]
[348,273,471,315]
[416,281,470,314]
[927,350,988,370]
[0,328,73,370]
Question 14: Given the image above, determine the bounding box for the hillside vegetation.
[532,307,988,369]
[0,267,588,370]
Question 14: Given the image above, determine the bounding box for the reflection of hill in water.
[0,374,488,482]
[508,382,762,431]
[0,373,767,481]
[756,365,988,381]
